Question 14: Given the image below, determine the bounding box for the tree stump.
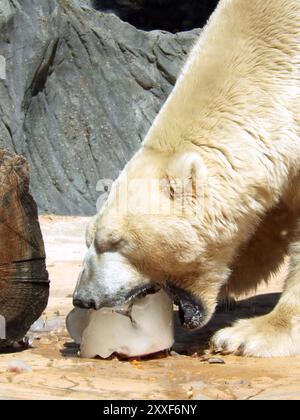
[0,149,49,347]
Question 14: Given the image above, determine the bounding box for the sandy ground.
[0,215,299,400]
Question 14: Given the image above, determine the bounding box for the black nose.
[73,298,97,310]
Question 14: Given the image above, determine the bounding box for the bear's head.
[73,147,231,330]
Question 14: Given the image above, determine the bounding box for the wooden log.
[0,149,49,347]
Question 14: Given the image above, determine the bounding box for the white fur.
[79,0,300,357]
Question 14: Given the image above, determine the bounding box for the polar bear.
[74,0,300,357]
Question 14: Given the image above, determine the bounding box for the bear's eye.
[94,234,126,254]
[109,237,124,248]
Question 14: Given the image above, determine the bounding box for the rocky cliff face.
[0,0,216,215]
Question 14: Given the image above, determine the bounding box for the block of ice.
[66,308,89,345]
[66,290,174,359]
[30,316,64,333]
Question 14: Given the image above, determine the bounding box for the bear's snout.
[73,246,154,311]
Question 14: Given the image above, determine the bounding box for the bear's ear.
[164,152,206,206]
[175,152,207,181]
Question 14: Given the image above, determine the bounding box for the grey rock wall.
[0,0,199,215]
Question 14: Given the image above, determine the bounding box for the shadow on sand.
[173,293,280,355]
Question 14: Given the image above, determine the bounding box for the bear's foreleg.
[223,202,296,298]
[211,226,300,357]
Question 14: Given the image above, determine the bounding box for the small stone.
[7,360,32,374]
[207,357,225,364]
[187,387,194,399]
[170,350,181,357]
